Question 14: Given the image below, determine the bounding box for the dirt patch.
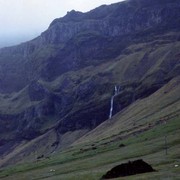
[101,159,156,179]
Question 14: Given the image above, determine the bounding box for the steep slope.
[0,77,179,179]
[74,76,180,145]
[0,0,180,166]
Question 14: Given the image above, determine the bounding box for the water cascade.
[109,85,120,119]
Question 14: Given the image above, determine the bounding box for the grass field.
[0,113,179,180]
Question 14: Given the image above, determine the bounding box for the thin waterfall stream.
[109,85,120,119]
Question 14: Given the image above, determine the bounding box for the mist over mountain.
[0,34,39,48]
[0,0,123,49]
[0,0,179,177]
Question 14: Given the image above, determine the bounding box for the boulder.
[102,159,156,179]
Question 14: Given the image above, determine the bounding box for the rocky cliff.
[0,0,180,164]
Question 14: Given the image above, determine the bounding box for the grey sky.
[0,0,124,48]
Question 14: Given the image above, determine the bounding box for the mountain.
[0,0,180,170]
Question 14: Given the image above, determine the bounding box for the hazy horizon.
[0,0,124,48]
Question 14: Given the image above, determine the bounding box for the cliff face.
[0,0,179,92]
[0,0,180,159]
[44,0,180,44]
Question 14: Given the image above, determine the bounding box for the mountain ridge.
[0,0,180,168]
[0,0,179,93]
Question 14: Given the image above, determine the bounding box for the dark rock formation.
[119,143,125,148]
[0,0,179,92]
[102,159,156,179]
[28,81,49,101]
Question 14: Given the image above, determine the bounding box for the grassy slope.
[75,76,180,144]
[1,34,179,166]
[0,32,179,146]
[0,86,38,114]
[0,77,179,180]
[1,32,179,115]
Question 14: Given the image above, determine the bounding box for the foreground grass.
[0,116,179,180]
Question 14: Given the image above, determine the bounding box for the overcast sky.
[0,0,124,48]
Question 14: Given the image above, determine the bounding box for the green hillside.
[0,77,179,180]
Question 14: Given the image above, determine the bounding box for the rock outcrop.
[102,159,156,179]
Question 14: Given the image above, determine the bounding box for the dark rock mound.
[102,159,156,179]
[37,154,44,160]
[119,143,125,148]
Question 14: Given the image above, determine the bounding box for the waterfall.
[115,85,118,95]
[109,96,114,119]
[109,85,120,119]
